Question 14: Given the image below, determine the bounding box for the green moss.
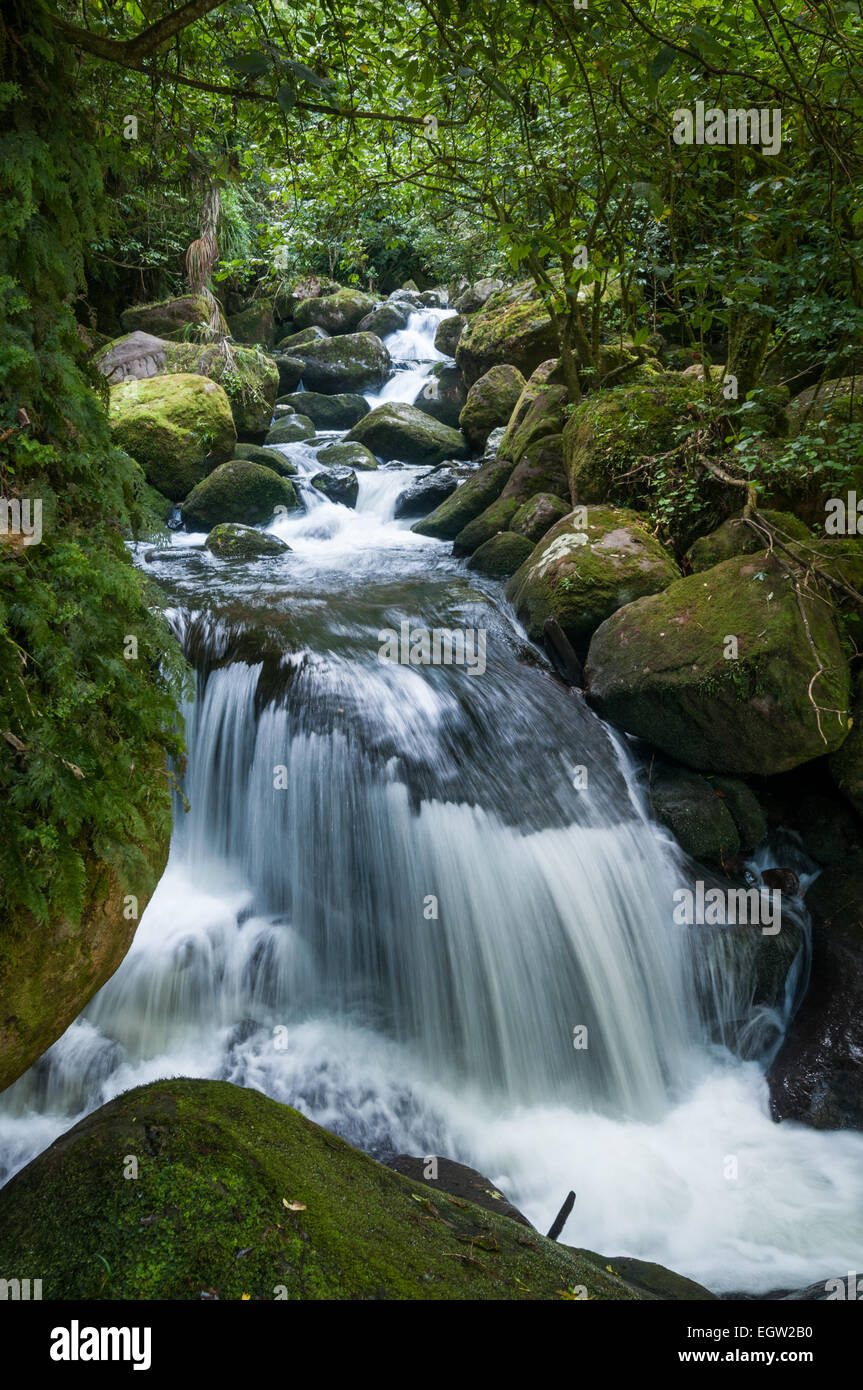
[0,1079,646,1301]
[163,342,279,439]
[500,385,568,464]
[120,295,216,339]
[688,510,811,572]
[412,456,516,538]
[346,402,468,465]
[227,300,276,347]
[109,373,237,500]
[265,415,315,445]
[316,442,378,470]
[456,280,561,385]
[501,434,569,503]
[232,443,297,476]
[458,364,526,449]
[453,496,521,554]
[510,493,571,543]
[466,531,535,577]
[182,461,299,529]
[204,524,291,558]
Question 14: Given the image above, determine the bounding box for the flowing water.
[2,309,862,1294]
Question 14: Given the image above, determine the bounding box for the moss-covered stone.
[412,457,516,538]
[500,383,568,464]
[275,326,330,352]
[787,376,863,437]
[182,460,299,530]
[357,303,408,337]
[434,313,466,356]
[120,295,216,339]
[277,391,369,431]
[688,511,811,572]
[272,354,306,395]
[510,492,571,543]
[294,288,376,335]
[265,415,315,445]
[575,1250,717,1301]
[507,506,680,650]
[204,524,291,558]
[586,554,852,776]
[412,363,467,429]
[456,279,561,385]
[0,1078,645,1301]
[466,531,535,578]
[290,332,391,394]
[311,467,358,508]
[459,364,526,450]
[0,763,169,1093]
[649,765,740,864]
[109,373,236,501]
[346,402,469,465]
[227,299,275,347]
[232,443,297,476]
[453,496,521,555]
[316,441,378,471]
[161,341,279,439]
[709,777,768,851]
[501,434,569,503]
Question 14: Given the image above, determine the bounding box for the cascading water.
[2,309,863,1294]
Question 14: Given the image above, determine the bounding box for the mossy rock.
[108,373,236,501]
[276,326,329,352]
[272,354,306,395]
[265,415,315,445]
[290,332,391,394]
[586,553,852,776]
[575,1250,717,1302]
[708,776,768,852]
[232,443,297,476]
[499,360,565,459]
[434,313,466,356]
[510,492,571,543]
[500,383,568,464]
[458,364,526,450]
[564,379,709,507]
[182,460,299,530]
[357,303,408,337]
[311,467,358,508]
[0,760,169,1093]
[412,364,468,429]
[204,524,291,558]
[456,278,560,385]
[316,441,378,471]
[294,288,376,335]
[0,1078,645,1301]
[277,391,369,431]
[346,402,468,465]
[227,300,275,347]
[501,434,569,503]
[831,671,863,817]
[162,341,279,440]
[120,295,216,339]
[649,765,740,864]
[453,496,521,555]
[687,510,811,572]
[466,531,535,578]
[412,456,516,539]
[787,376,863,437]
[507,506,680,651]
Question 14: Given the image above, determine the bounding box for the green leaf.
[631,181,663,217]
[284,59,335,91]
[276,84,297,112]
[225,52,271,78]
[649,46,677,82]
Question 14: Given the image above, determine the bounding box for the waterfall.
[2,306,863,1296]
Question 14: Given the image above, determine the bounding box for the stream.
[2,308,863,1294]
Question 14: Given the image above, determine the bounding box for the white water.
[2,310,863,1296]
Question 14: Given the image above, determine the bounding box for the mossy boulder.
[227,300,276,347]
[120,295,216,339]
[501,434,569,504]
[687,510,811,572]
[265,415,315,445]
[0,760,169,1093]
[453,496,521,555]
[346,402,468,465]
[454,277,505,315]
[315,441,378,471]
[456,279,560,385]
[272,354,306,395]
[412,456,516,538]
[290,332,391,394]
[586,554,852,776]
[831,672,863,817]
[161,341,279,440]
[394,467,460,520]
[649,764,741,864]
[412,363,468,429]
[294,288,376,335]
[501,385,569,465]
[357,303,408,337]
[434,313,466,356]
[709,776,768,852]
[499,360,565,458]
[787,376,863,437]
[204,524,291,559]
[564,379,708,506]
[275,325,329,352]
[466,531,535,578]
[108,373,236,501]
[232,443,298,476]
[311,467,358,508]
[182,460,299,530]
[0,1078,645,1300]
[510,492,571,543]
[277,391,369,431]
[458,364,526,450]
[507,506,680,651]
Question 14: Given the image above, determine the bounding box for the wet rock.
[357,303,408,337]
[265,415,315,445]
[510,492,571,544]
[227,300,275,347]
[412,456,515,538]
[434,313,466,356]
[316,441,378,471]
[311,466,359,508]
[393,466,460,519]
[275,325,329,352]
[289,332,391,394]
[459,364,526,451]
[293,287,376,335]
[387,1155,534,1227]
[466,531,535,578]
[453,277,505,315]
[761,868,800,897]
[649,764,740,863]
[456,279,560,385]
[412,363,468,429]
[453,496,521,555]
[182,460,300,529]
[277,391,369,431]
[204,524,291,558]
[231,443,297,477]
[346,402,468,465]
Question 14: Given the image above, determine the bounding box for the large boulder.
[265,415,315,445]
[94,330,168,384]
[787,375,863,436]
[412,456,516,538]
[346,402,468,465]
[294,288,376,335]
[412,364,468,429]
[316,441,378,471]
[120,295,216,339]
[275,325,329,352]
[204,523,291,559]
[271,354,306,395]
[687,511,811,573]
[290,332,391,394]
[357,303,408,338]
[227,299,275,347]
[311,467,359,508]
[181,460,299,530]
[466,530,535,578]
[507,506,679,651]
[456,279,560,385]
[586,554,852,776]
[510,492,571,543]
[277,391,369,431]
[434,313,466,357]
[232,443,297,476]
[649,765,742,864]
[501,435,569,504]
[453,496,521,555]
[108,373,236,501]
[459,364,526,450]
[500,380,568,464]
[768,851,863,1130]
[393,466,460,519]
[0,1078,645,1300]
[499,360,564,457]
[454,277,505,315]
